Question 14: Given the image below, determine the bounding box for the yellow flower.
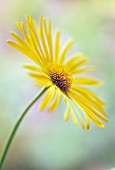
[7,15,108,129]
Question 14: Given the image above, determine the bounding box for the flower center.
[48,64,71,93]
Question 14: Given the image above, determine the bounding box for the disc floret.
[48,64,71,93]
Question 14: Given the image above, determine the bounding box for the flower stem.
[0,87,48,169]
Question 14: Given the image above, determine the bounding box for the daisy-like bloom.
[7,15,108,129]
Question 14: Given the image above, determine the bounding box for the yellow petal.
[64,104,71,121]
[28,72,49,79]
[71,110,78,126]
[73,86,106,106]
[71,66,95,75]
[15,21,21,29]
[28,72,51,86]
[26,17,44,63]
[15,21,29,43]
[7,40,40,65]
[68,58,88,72]
[71,90,108,122]
[66,53,85,65]
[73,77,103,86]
[8,30,43,67]
[20,22,30,42]
[23,64,45,74]
[29,18,45,61]
[68,90,107,128]
[54,30,61,62]
[43,18,53,61]
[85,108,106,128]
[59,39,74,64]
[71,85,107,116]
[33,20,40,35]
[35,79,51,86]
[74,107,85,129]
[10,32,27,47]
[85,113,90,130]
[48,18,53,59]
[48,88,60,111]
[39,86,55,110]
[39,15,50,60]
[79,100,105,128]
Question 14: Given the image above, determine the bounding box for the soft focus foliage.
[0,0,115,170]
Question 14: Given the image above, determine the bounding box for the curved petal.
[54,30,61,63]
[71,85,107,116]
[70,101,86,129]
[48,87,60,111]
[68,90,107,128]
[70,66,95,75]
[23,64,46,75]
[73,77,103,86]
[64,104,71,121]
[72,86,105,106]
[39,15,50,60]
[15,22,30,42]
[59,39,74,64]
[7,40,41,66]
[71,109,78,126]
[39,86,55,110]
[68,58,88,72]
[28,72,51,86]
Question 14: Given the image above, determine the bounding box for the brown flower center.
[48,64,71,93]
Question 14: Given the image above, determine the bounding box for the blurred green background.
[0,0,115,170]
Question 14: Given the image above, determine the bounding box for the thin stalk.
[0,87,48,169]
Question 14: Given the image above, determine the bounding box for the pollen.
[48,64,71,93]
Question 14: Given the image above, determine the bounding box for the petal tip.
[6,40,12,44]
[100,124,106,128]
[64,115,69,121]
[39,105,44,111]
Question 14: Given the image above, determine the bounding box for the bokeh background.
[0,0,115,170]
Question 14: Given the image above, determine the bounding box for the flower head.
[7,15,108,129]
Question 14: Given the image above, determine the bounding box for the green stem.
[0,87,48,169]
